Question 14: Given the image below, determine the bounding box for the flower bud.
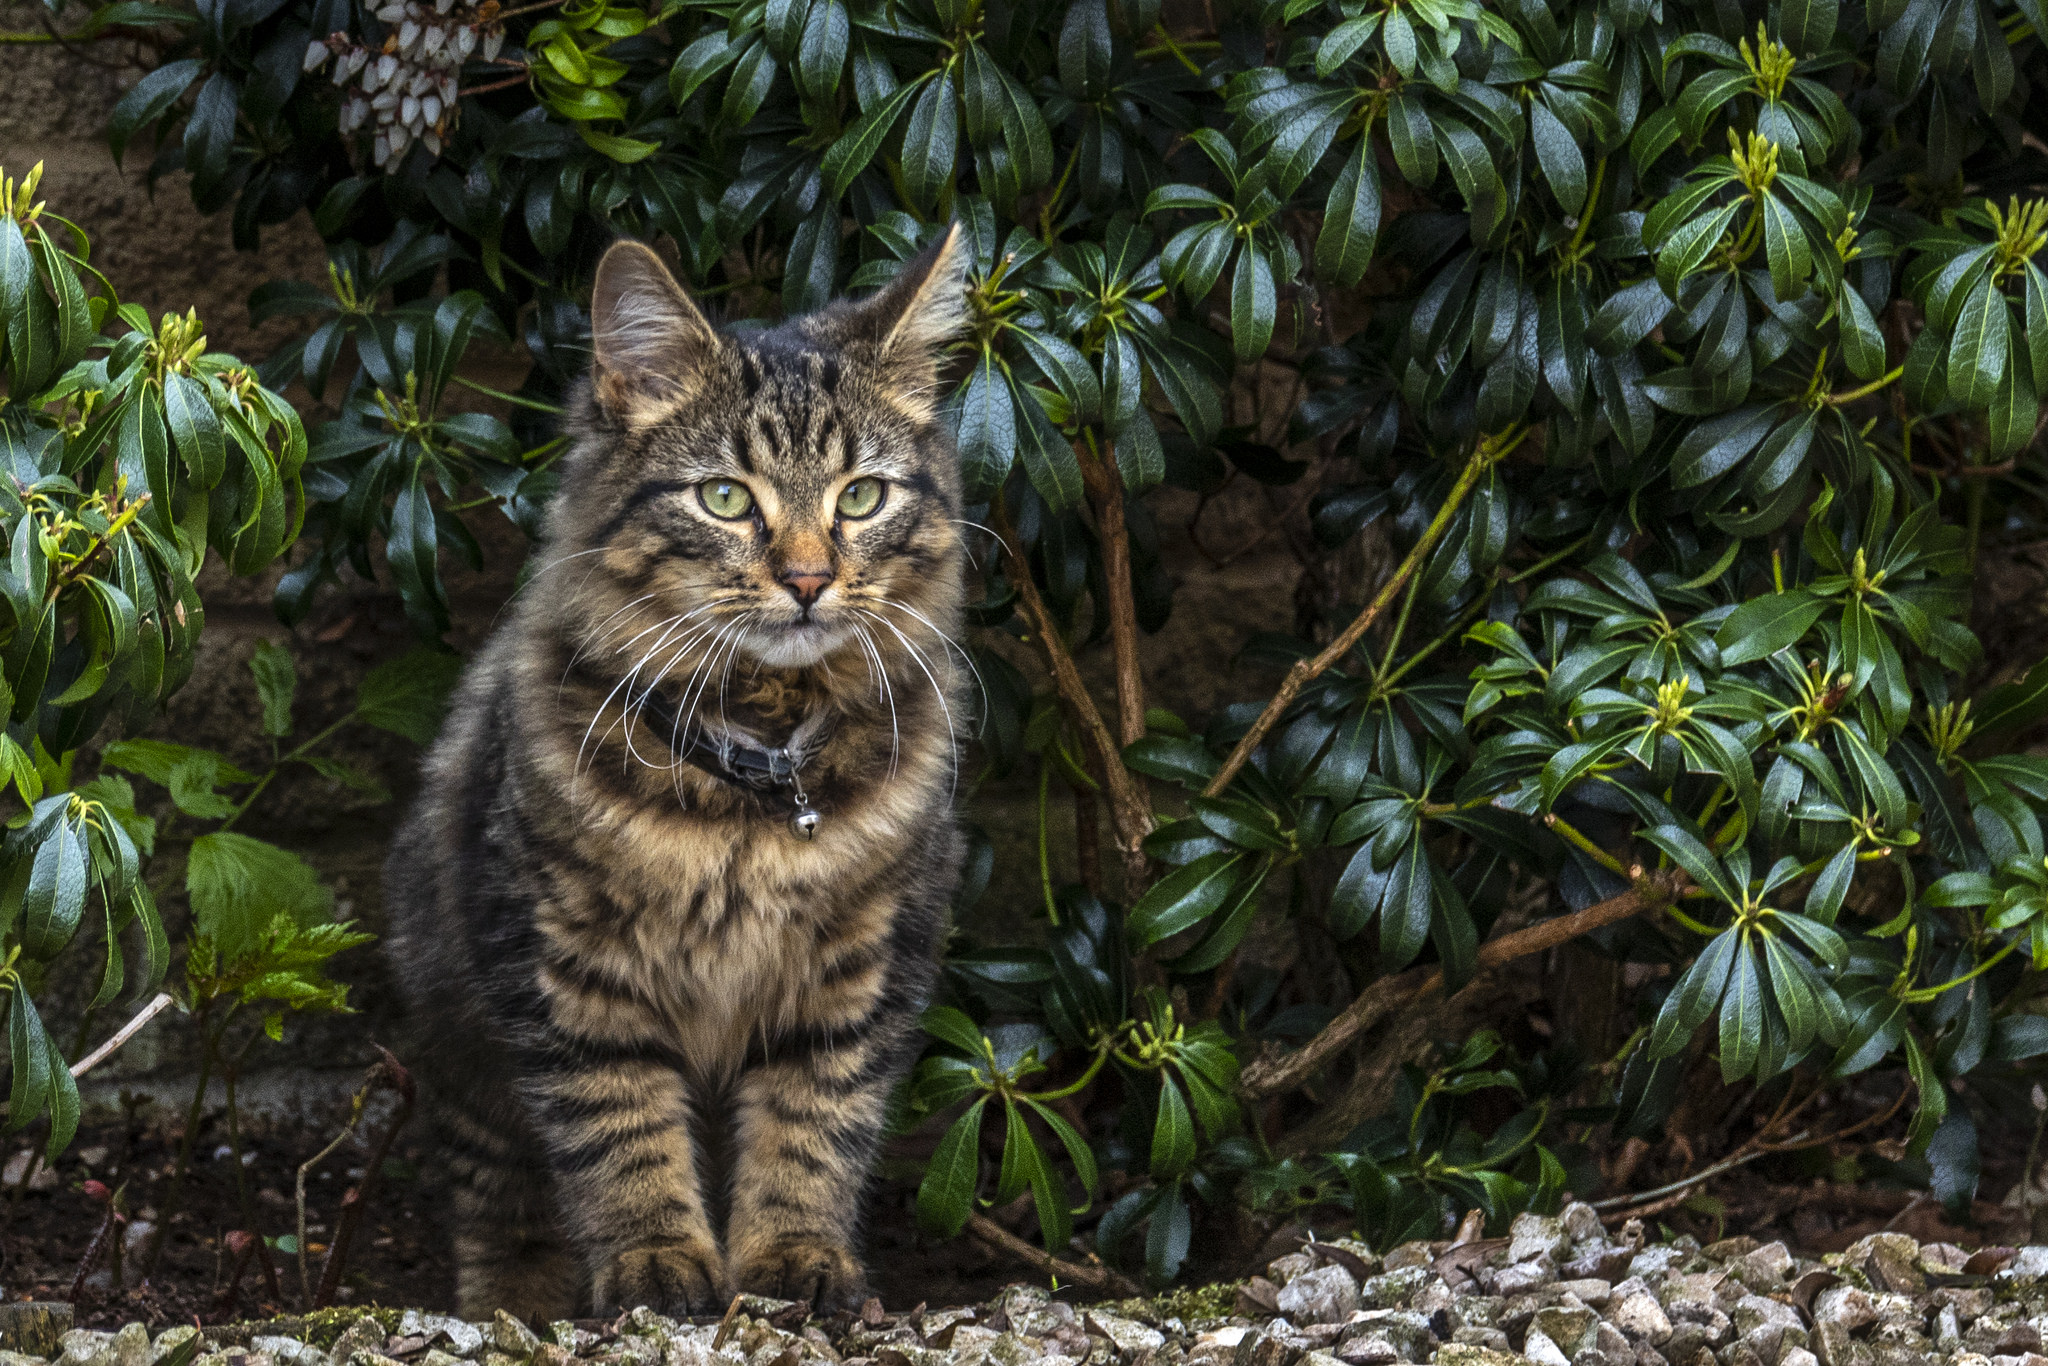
[304,39,332,70]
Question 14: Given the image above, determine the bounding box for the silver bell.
[789,806,822,840]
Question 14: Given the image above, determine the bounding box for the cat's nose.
[779,566,835,607]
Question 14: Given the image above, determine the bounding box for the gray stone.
[0,1308,74,1361]
[1336,1313,1433,1366]
[1732,1297,1805,1365]
[249,1340,322,1366]
[1531,1312,1600,1361]
[108,1328,150,1366]
[1269,1255,1321,1288]
[1613,1297,1674,1347]
[1669,1313,1731,1353]
[0,1351,51,1366]
[1453,1302,1506,1334]
[1281,1266,1365,1326]
[1385,1245,1436,1274]
[492,1315,541,1359]
[1812,1324,1868,1366]
[1524,1332,1569,1366]
[1086,1317,1164,1356]
[1363,1270,1441,1311]
[398,1321,484,1361]
[2001,1250,2048,1283]
[1490,1263,1556,1298]
[1594,1327,1635,1366]
[1780,1353,1819,1366]
[1562,1205,1602,1244]
[1812,1291,1878,1333]
[1510,1216,1573,1267]
[1448,1332,1514,1356]
[1630,1250,1689,1279]
[1557,1283,1613,1310]
[57,1333,114,1366]
[1844,1237,1925,1296]
[1433,1345,1528,1366]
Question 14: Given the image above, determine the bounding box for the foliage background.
[2,0,2048,1295]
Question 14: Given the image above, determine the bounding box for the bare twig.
[214,1230,260,1318]
[1242,877,1675,1099]
[314,1046,415,1308]
[69,992,174,1079]
[68,1180,122,1304]
[296,1115,361,1309]
[1203,436,1512,799]
[1591,1145,1778,1218]
[965,1213,1143,1297]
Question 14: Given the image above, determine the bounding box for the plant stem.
[1036,759,1060,926]
[450,374,563,412]
[217,711,356,834]
[1205,434,1515,798]
[223,1027,265,1255]
[990,500,1154,881]
[1824,365,1905,407]
[1547,812,1632,876]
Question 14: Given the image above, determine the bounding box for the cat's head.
[546,229,971,676]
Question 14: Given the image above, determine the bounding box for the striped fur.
[386,230,972,1319]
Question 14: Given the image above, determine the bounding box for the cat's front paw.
[594,1239,729,1316]
[734,1238,867,1311]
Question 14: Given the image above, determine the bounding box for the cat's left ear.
[834,223,970,416]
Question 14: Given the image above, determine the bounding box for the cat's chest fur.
[520,695,948,1075]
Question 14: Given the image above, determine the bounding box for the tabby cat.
[385,228,972,1320]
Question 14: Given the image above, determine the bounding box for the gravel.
[10,1208,2048,1366]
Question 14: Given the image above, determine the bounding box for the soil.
[0,1110,1091,1331]
[2,1084,2041,1336]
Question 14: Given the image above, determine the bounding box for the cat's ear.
[589,240,721,417]
[835,223,971,416]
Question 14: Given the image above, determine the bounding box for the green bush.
[0,163,453,1172]
[14,0,2048,1284]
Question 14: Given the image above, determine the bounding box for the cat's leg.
[726,995,919,1309]
[439,1095,581,1320]
[521,1046,727,1316]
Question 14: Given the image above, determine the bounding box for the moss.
[207,1305,408,1349]
[1096,1281,1242,1328]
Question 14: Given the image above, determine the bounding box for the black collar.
[638,694,831,812]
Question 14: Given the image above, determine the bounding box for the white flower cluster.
[303,0,507,167]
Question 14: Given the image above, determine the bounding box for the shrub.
[0,162,446,1174]
[19,0,2048,1284]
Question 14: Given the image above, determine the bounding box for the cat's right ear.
[589,240,721,418]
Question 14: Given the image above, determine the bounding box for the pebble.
[10,1211,2048,1366]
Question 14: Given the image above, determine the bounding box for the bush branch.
[1241,872,1678,1099]
[965,1213,1142,1296]
[990,500,1153,877]
[1203,434,1515,799]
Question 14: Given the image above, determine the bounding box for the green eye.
[836,477,884,519]
[699,479,753,519]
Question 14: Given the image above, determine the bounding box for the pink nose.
[780,569,834,607]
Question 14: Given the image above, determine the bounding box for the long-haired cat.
[385,227,972,1319]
